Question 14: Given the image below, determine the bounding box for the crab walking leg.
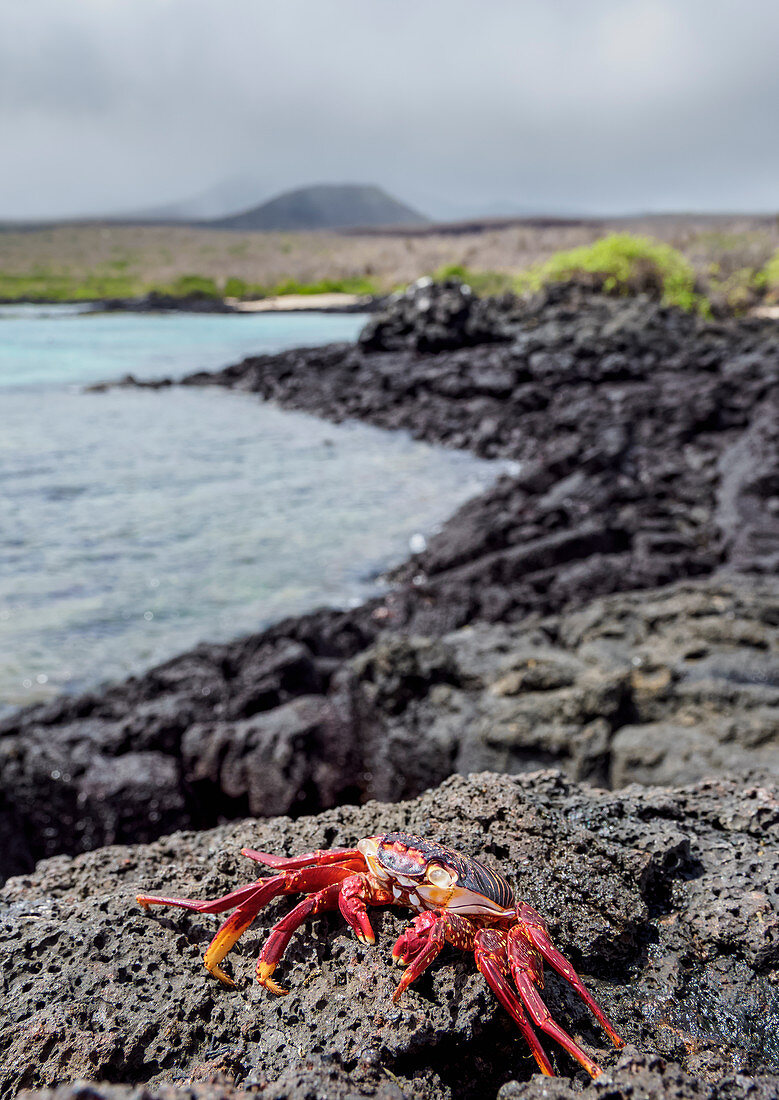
[136,879,273,915]
[506,926,602,1079]
[241,847,365,872]
[474,928,555,1078]
[256,882,343,994]
[517,905,624,1048]
[257,872,395,994]
[138,880,281,915]
[138,864,357,986]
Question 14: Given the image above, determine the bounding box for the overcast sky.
[2,0,777,221]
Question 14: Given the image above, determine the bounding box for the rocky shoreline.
[94,291,381,314]
[2,280,779,1098]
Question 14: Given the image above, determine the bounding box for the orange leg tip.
[257,961,288,996]
[208,965,237,988]
[136,897,150,909]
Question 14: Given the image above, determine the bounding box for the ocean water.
[0,307,506,711]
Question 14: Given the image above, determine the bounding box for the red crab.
[137,832,624,1078]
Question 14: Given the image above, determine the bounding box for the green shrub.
[515,233,709,314]
[166,274,220,298]
[223,276,251,298]
[706,266,766,314]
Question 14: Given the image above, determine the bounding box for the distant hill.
[206,184,429,232]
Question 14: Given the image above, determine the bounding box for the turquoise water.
[0,309,505,710]
[0,303,369,388]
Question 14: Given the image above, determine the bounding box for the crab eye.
[427,863,456,889]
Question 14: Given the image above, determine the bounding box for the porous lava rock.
[4,771,779,1099]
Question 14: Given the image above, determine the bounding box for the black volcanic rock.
[358,277,521,351]
[4,771,779,1098]
[346,575,779,799]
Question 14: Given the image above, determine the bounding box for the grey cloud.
[0,0,777,219]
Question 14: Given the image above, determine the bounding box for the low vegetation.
[431,232,779,316]
[1,219,777,312]
[513,233,706,313]
[763,247,779,299]
[0,268,143,302]
[223,274,379,299]
[0,268,379,303]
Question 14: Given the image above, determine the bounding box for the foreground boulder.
[3,770,779,1098]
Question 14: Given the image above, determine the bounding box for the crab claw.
[392,926,424,965]
[392,911,439,966]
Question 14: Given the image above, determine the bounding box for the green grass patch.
[515,233,709,314]
[161,274,221,298]
[268,275,379,297]
[762,248,779,298]
[432,264,517,296]
[0,268,144,302]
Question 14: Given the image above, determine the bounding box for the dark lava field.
[3,281,778,1100]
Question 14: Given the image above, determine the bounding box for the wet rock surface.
[2,289,778,879]
[0,606,379,881]
[4,771,779,1099]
